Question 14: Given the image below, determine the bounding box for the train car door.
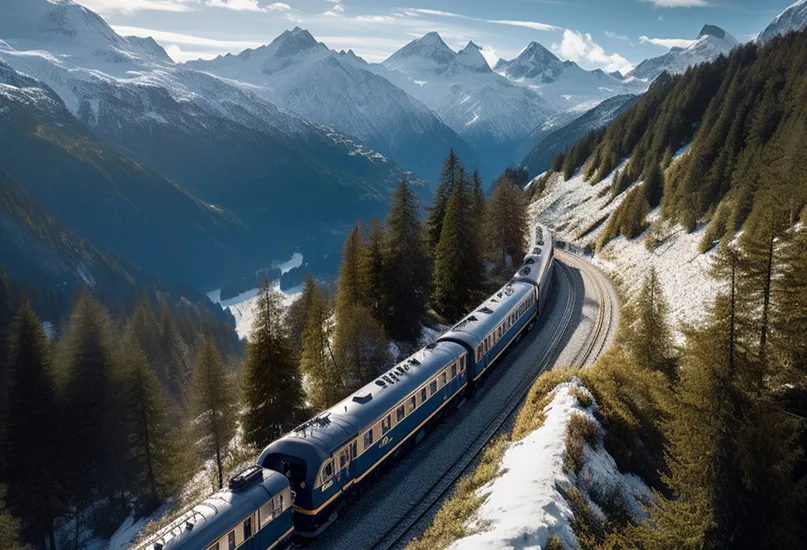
[242,515,255,550]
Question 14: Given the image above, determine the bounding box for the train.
[136,222,553,549]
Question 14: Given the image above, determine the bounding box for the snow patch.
[449,378,650,549]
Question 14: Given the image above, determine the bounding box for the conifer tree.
[2,301,60,549]
[336,225,366,315]
[383,176,431,342]
[120,333,181,513]
[360,218,386,322]
[334,303,390,390]
[486,177,528,268]
[0,270,17,415]
[427,149,464,254]
[432,184,469,320]
[286,275,317,350]
[772,228,807,382]
[299,276,345,410]
[58,292,123,518]
[0,488,29,550]
[158,304,191,410]
[190,336,238,489]
[628,268,676,378]
[242,279,305,448]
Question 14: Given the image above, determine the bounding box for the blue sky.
[81,0,792,71]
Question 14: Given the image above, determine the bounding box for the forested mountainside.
[521,94,640,178]
[535,28,807,251]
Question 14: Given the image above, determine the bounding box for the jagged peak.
[695,24,739,47]
[384,31,456,66]
[270,26,320,56]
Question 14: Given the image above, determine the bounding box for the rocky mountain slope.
[628,25,739,82]
[187,28,476,183]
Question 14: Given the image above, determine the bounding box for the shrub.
[570,385,593,408]
[512,369,575,441]
[545,535,565,550]
[564,413,600,475]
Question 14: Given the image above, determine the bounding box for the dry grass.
[405,436,508,550]
[569,385,593,409]
[512,369,575,441]
[564,413,600,475]
[546,535,566,550]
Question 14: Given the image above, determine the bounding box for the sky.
[79,0,794,72]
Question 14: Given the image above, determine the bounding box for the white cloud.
[404,8,560,32]
[640,0,709,7]
[479,45,498,68]
[267,3,293,11]
[113,25,263,51]
[551,29,633,73]
[76,0,199,13]
[323,0,344,16]
[605,31,633,46]
[164,44,221,62]
[639,35,695,49]
[355,15,397,23]
[206,0,269,11]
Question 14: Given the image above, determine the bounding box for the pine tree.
[2,301,60,549]
[383,176,431,342]
[772,228,807,382]
[334,303,390,390]
[336,225,366,315]
[190,336,238,489]
[360,218,386,322]
[242,279,305,448]
[157,304,191,411]
[286,275,317,350]
[432,183,469,320]
[628,268,676,378]
[427,149,464,254]
[486,177,528,268]
[299,278,345,410]
[0,488,29,550]
[58,292,123,520]
[120,333,181,513]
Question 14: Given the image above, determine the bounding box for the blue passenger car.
[258,341,469,535]
[133,467,294,550]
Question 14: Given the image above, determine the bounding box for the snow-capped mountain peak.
[628,23,737,82]
[455,41,491,73]
[496,41,563,82]
[759,0,807,43]
[383,32,457,74]
[2,0,123,48]
[272,26,321,57]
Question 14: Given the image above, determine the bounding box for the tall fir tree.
[383,176,431,343]
[336,225,366,316]
[190,336,238,489]
[286,275,317,351]
[486,177,528,268]
[120,333,181,513]
[242,279,305,448]
[427,149,464,254]
[334,303,390,390]
[58,292,124,523]
[432,183,470,320]
[2,301,60,550]
[299,275,345,410]
[771,228,807,383]
[628,267,676,378]
[360,218,386,322]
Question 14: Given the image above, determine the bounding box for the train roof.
[133,468,288,550]
[512,223,553,288]
[259,340,468,464]
[437,280,534,348]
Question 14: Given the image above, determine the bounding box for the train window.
[322,461,334,481]
[260,501,272,527]
[498,325,503,338]
[352,441,358,460]
[441,371,447,385]
[429,380,437,395]
[421,387,427,403]
[460,355,466,371]
[363,429,374,449]
[244,517,252,538]
[408,396,416,413]
[339,450,348,469]
[451,363,457,379]
[382,415,391,434]
[396,405,405,423]
[228,531,236,550]
[207,544,220,550]
[476,345,482,361]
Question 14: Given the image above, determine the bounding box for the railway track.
[367,262,580,550]
[367,253,617,550]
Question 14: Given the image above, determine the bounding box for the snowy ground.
[448,378,650,550]
[531,153,718,338]
[207,253,304,340]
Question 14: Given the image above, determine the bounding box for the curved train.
[137,222,553,549]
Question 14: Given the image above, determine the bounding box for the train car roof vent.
[520,267,532,276]
[524,258,536,265]
[409,357,422,366]
[478,307,494,315]
[533,247,542,255]
[375,380,387,388]
[353,393,372,404]
[228,466,263,491]
[396,366,406,375]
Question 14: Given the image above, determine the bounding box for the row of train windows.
[318,356,468,486]
[475,294,536,362]
[205,492,286,550]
